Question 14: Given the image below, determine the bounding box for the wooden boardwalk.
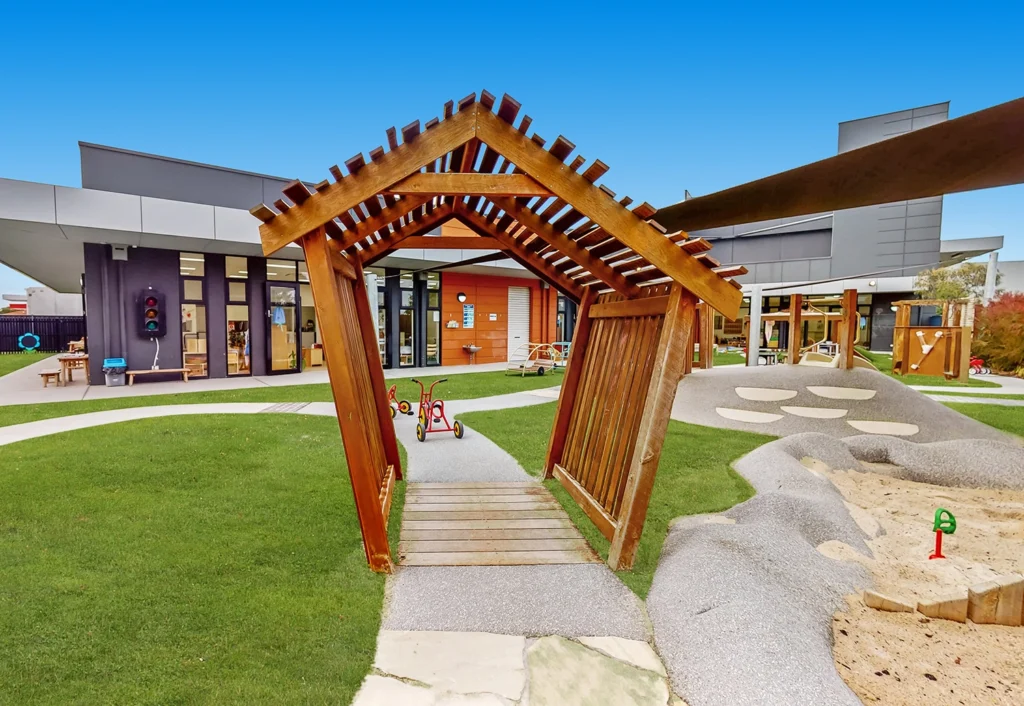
[399,482,600,566]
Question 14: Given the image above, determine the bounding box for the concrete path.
[0,360,509,407]
[911,373,1024,394]
[926,394,1024,406]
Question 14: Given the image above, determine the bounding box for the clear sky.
[1,1,1022,294]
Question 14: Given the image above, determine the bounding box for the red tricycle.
[411,378,464,442]
[969,356,991,376]
[387,384,413,418]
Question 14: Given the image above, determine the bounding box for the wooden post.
[836,288,858,370]
[608,284,696,570]
[786,293,803,365]
[892,302,911,376]
[352,259,403,480]
[544,286,597,479]
[684,307,696,374]
[301,227,392,573]
[698,302,716,369]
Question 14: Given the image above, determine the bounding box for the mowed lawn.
[457,402,770,597]
[0,414,405,705]
[0,351,54,377]
[0,369,559,428]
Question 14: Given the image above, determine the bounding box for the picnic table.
[57,353,89,386]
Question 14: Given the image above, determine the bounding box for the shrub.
[974,293,1024,375]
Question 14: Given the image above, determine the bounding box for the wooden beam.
[454,206,583,302]
[786,294,803,365]
[837,288,858,370]
[330,194,433,252]
[476,110,742,318]
[490,197,641,298]
[329,249,357,279]
[698,302,716,369]
[351,259,403,481]
[589,296,669,319]
[553,464,616,540]
[396,236,504,250]
[259,107,478,255]
[384,173,551,197]
[359,204,454,265]
[608,285,696,570]
[544,287,597,479]
[300,227,392,573]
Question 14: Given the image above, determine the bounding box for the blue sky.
[1,1,1022,294]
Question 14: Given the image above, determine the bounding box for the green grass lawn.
[0,351,54,377]
[942,403,1024,438]
[457,402,770,598]
[0,369,560,428]
[0,414,405,705]
[855,347,998,388]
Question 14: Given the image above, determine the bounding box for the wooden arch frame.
[252,92,747,571]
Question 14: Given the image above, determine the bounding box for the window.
[425,272,441,365]
[399,272,415,366]
[267,258,298,282]
[225,256,250,376]
[180,253,207,378]
[366,267,386,363]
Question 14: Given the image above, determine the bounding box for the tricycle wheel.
[418,407,427,425]
[416,424,426,442]
[390,405,396,419]
[453,420,465,439]
[398,400,412,415]
[537,366,545,376]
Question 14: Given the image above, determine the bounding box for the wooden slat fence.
[545,283,696,570]
[0,316,86,353]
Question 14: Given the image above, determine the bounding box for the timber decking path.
[399,482,600,566]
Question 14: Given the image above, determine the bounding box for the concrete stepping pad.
[715,407,783,424]
[780,406,848,419]
[846,420,919,436]
[806,386,876,400]
[734,387,798,402]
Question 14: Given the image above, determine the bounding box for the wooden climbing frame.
[252,92,747,572]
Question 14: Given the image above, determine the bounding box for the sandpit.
[825,466,1024,704]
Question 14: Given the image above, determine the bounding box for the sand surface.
[823,466,1024,705]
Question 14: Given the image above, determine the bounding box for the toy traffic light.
[138,289,167,338]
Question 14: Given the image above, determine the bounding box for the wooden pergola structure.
[251,92,746,572]
[891,298,973,382]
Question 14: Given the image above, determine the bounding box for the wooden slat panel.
[402,528,582,541]
[401,550,596,566]
[408,482,542,489]
[406,494,555,504]
[402,519,573,530]
[406,501,559,512]
[589,296,669,319]
[407,486,549,496]
[553,464,616,540]
[385,173,551,196]
[401,538,591,553]
[403,510,567,520]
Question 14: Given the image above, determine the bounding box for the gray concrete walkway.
[0,360,508,407]
[926,394,1024,406]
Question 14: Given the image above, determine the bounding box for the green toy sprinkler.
[929,508,956,560]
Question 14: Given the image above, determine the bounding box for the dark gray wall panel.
[205,254,228,378]
[247,257,267,377]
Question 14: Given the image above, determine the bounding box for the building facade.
[0,144,562,383]
[692,102,1002,351]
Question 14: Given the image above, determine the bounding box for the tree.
[974,292,1024,375]
[913,262,993,301]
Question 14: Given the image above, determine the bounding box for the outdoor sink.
[463,345,482,353]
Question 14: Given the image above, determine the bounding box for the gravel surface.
[647,433,872,706]
[671,366,1009,443]
[844,435,1024,490]
[383,565,649,639]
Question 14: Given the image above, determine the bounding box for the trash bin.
[102,357,128,387]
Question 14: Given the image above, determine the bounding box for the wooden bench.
[39,370,62,388]
[126,368,190,386]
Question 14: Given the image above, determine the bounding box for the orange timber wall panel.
[441,272,557,366]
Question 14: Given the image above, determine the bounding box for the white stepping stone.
[578,637,667,677]
[716,407,784,424]
[373,631,526,700]
[780,406,848,419]
[847,420,920,436]
[352,675,434,706]
[806,386,877,401]
[735,387,798,402]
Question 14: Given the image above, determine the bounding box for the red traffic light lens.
[145,296,158,307]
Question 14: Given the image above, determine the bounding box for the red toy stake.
[929,508,956,560]
[929,529,944,560]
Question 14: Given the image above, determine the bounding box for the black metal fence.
[0,316,86,353]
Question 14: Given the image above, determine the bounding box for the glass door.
[266,283,300,374]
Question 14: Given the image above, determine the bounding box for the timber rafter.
[251,92,746,318]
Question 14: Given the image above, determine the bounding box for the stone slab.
[374,630,526,700]
[578,636,667,677]
[863,589,914,613]
[351,675,434,706]
[917,593,969,623]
